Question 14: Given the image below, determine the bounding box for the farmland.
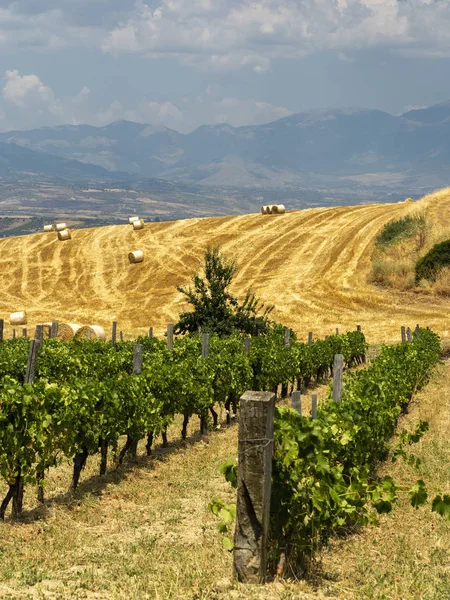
[0,188,449,342]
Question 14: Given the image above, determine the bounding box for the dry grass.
[3,190,450,343]
[0,366,450,599]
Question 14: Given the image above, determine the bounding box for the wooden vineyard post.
[120,331,124,342]
[148,327,153,339]
[12,329,16,339]
[167,323,174,351]
[50,321,58,339]
[25,339,40,383]
[233,391,275,584]
[415,324,420,338]
[333,354,344,403]
[292,391,302,415]
[401,326,406,343]
[0,319,3,343]
[356,324,361,332]
[133,344,143,375]
[22,328,27,338]
[244,337,251,354]
[407,327,413,343]
[308,331,313,345]
[336,327,339,335]
[111,321,117,345]
[284,327,290,347]
[35,325,44,348]
[202,333,210,359]
[311,394,318,419]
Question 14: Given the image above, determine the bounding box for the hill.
[1,188,450,343]
[2,102,450,189]
[0,141,131,182]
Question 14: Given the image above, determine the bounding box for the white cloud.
[1,70,91,129]
[1,1,450,73]
[0,70,292,132]
[99,0,450,71]
[3,70,55,107]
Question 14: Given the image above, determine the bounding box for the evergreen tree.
[175,247,273,336]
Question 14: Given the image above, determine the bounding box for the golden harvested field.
[1,188,450,343]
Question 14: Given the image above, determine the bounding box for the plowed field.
[1,189,450,343]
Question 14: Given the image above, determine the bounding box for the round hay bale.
[272,204,286,214]
[261,206,268,215]
[55,222,67,232]
[56,323,82,341]
[405,197,414,203]
[129,216,140,224]
[76,325,106,342]
[132,219,144,230]
[129,250,144,264]
[10,311,27,326]
[58,229,71,241]
[43,224,54,232]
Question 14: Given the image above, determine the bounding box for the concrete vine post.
[50,321,58,339]
[25,339,40,383]
[407,327,413,343]
[401,326,406,343]
[167,323,174,351]
[333,354,344,403]
[111,321,117,345]
[311,394,318,419]
[292,391,302,415]
[233,391,275,584]
[35,325,44,348]
[308,331,313,345]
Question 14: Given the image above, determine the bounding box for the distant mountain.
[0,140,131,182]
[2,101,450,188]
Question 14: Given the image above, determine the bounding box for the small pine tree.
[174,247,273,336]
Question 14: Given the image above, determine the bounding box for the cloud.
[99,0,450,71]
[0,70,91,129]
[1,1,450,72]
[0,70,292,132]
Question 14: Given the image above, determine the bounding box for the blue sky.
[1,0,450,132]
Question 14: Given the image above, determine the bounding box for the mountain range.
[2,101,450,189]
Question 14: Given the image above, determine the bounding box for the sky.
[1,0,450,133]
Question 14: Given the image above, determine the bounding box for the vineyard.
[0,327,366,520]
[0,190,450,596]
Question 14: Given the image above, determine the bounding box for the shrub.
[415,239,450,283]
[376,215,427,249]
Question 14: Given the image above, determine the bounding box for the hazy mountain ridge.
[2,101,450,188]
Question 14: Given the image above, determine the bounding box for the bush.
[415,239,450,282]
[376,215,427,248]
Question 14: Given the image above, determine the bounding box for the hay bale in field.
[55,222,67,232]
[129,250,144,264]
[56,323,82,341]
[272,204,286,214]
[132,219,144,230]
[76,325,106,341]
[129,216,140,224]
[58,229,71,241]
[43,224,54,232]
[261,206,268,215]
[10,311,27,326]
